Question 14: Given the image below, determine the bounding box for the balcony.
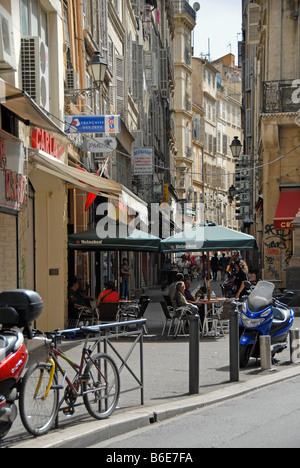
[173,0,196,24]
[262,80,299,114]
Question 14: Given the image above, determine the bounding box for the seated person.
[184,279,206,325]
[68,277,92,314]
[168,273,184,307]
[173,281,198,316]
[97,281,119,307]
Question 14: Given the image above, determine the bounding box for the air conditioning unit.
[0,5,16,71]
[21,36,50,111]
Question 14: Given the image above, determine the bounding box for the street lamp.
[88,51,108,88]
[228,184,236,204]
[230,136,242,159]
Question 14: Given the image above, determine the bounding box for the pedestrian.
[233,260,248,300]
[210,253,219,281]
[120,258,131,300]
[219,253,228,281]
[177,255,191,280]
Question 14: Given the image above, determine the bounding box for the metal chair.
[120,297,150,334]
[173,306,191,339]
[160,300,176,336]
[68,305,94,328]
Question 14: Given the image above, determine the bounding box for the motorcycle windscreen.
[248,281,275,312]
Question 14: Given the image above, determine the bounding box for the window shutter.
[132,40,138,98]
[136,45,144,103]
[116,55,124,118]
[144,50,154,87]
[247,3,260,44]
[160,49,168,98]
[108,40,114,74]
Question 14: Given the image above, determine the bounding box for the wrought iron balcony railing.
[173,0,196,23]
[262,80,299,114]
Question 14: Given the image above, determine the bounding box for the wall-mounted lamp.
[65,51,108,99]
[87,51,108,88]
[230,136,242,159]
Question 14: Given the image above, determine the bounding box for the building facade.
[241,0,300,290]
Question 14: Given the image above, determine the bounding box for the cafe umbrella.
[160,222,258,253]
[68,224,161,253]
[160,222,258,298]
[68,223,161,296]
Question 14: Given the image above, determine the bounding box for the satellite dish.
[193,2,201,12]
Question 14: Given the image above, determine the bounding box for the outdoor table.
[196,297,227,336]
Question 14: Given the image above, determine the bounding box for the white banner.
[133,147,153,175]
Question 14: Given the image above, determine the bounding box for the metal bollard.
[260,335,272,370]
[189,314,200,395]
[290,329,300,363]
[229,307,239,382]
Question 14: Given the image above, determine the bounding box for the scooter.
[0,289,43,440]
[239,281,294,368]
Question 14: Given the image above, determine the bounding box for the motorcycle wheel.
[0,421,13,440]
[240,345,252,368]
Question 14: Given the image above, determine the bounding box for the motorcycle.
[239,281,294,368]
[0,289,43,440]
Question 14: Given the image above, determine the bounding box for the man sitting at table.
[173,281,198,317]
[168,273,184,307]
[96,281,119,307]
[184,279,206,325]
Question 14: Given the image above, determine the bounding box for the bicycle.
[19,326,120,437]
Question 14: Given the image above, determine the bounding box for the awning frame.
[29,149,122,200]
[0,79,66,138]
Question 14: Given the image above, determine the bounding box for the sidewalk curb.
[14,365,300,448]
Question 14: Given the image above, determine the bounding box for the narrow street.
[92,375,300,449]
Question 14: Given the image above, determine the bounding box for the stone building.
[241,0,300,290]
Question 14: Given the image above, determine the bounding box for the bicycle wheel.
[19,362,59,437]
[83,353,120,420]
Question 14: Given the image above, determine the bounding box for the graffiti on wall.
[264,224,293,280]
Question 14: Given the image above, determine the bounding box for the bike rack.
[53,318,146,423]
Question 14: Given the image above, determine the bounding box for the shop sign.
[31,128,65,159]
[273,220,294,230]
[84,136,117,153]
[64,115,121,134]
[0,130,26,212]
[133,147,153,175]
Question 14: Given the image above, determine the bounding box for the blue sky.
[193,0,243,63]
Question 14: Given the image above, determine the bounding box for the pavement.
[3,278,300,449]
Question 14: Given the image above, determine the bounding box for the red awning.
[273,188,300,229]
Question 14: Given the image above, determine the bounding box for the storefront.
[0,129,26,292]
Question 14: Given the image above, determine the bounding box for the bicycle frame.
[40,336,108,401]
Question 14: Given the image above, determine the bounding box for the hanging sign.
[65,115,121,134]
[133,147,153,175]
[84,137,117,153]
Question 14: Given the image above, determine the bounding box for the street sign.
[65,115,121,134]
[84,137,117,153]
